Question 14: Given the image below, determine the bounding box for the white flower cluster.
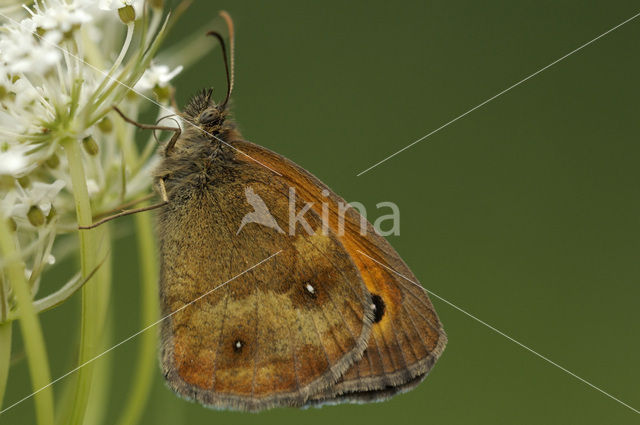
[0,0,182,310]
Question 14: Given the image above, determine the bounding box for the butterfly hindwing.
[232,140,447,405]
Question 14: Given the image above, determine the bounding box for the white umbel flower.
[12,180,66,217]
[134,63,184,91]
[22,0,93,34]
[0,27,62,74]
[99,0,144,17]
[0,2,231,424]
[0,0,186,290]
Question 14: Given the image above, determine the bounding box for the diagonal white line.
[355,249,640,415]
[356,11,640,176]
[0,250,281,416]
[0,11,282,177]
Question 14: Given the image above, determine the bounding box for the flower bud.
[46,205,56,223]
[18,175,30,188]
[83,136,99,156]
[118,5,136,24]
[98,117,113,133]
[46,153,60,169]
[153,85,171,103]
[27,205,45,227]
[126,89,138,101]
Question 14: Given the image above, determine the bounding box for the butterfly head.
[180,19,238,143]
[180,88,240,148]
[198,104,226,127]
[184,88,228,127]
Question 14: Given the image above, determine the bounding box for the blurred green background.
[5,0,640,423]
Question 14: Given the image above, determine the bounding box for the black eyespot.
[233,339,243,352]
[371,294,385,323]
[303,282,317,299]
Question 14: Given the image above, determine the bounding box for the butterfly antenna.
[206,11,235,109]
[220,11,235,99]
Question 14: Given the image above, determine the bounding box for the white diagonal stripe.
[356,11,640,176]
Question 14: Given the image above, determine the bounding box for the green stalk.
[0,273,10,408]
[65,139,101,425]
[115,209,159,425]
[82,221,112,425]
[54,369,77,425]
[0,220,54,425]
[84,300,114,425]
[0,321,12,408]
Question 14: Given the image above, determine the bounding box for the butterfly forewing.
[159,165,374,411]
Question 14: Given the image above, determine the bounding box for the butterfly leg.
[112,106,182,156]
[94,193,156,219]
[78,179,168,230]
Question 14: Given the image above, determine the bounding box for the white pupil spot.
[371,303,377,311]
[235,341,242,349]
[305,283,315,293]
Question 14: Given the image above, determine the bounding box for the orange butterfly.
[88,11,446,411]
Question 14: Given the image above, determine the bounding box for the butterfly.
[92,11,446,411]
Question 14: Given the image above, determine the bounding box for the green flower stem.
[0,219,54,425]
[65,139,102,425]
[53,370,78,425]
[0,321,12,408]
[113,104,140,174]
[83,221,112,425]
[0,273,10,407]
[84,277,113,425]
[116,210,159,425]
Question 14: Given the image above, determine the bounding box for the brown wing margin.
[232,140,447,404]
